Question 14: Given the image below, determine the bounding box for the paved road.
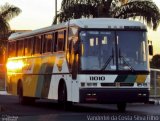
[0,94,160,121]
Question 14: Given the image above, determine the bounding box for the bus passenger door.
[68,38,80,102]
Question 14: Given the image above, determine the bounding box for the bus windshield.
[80,30,148,71]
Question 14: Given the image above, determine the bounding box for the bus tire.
[117,103,126,112]
[58,81,72,110]
[17,84,25,105]
[18,82,35,105]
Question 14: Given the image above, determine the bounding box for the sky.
[0,0,62,30]
[0,0,160,55]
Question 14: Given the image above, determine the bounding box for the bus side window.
[64,30,66,50]
[52,33,55,52]
[8,41,16,57]
[44,34,53,53]
[33,36,41,55]
[57,30,66,51]
[17,40,24,56]
[24,38,33,56]
[24,39,28,56]
[42,35,45,53]
[29,38,33,55]
[54,32,58,52]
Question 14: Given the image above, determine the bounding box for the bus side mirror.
[149,45,153,55]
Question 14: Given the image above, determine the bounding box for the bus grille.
[101,83,134,87]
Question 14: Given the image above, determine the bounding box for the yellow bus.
[6,18,152,111]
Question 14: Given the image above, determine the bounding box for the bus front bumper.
[79,88,149,103]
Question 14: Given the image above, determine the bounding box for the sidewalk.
[149,97,160,105]
[0,91,9,95]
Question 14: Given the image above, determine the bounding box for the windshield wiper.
[101,48,135,71]
[101,48,114,70]
[119,49,135,71]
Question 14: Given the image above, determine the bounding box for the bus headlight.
[137,83,148,87]
[143,83,148,87]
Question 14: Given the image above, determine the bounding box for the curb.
[149,99,160,105]
[0,91,9,95]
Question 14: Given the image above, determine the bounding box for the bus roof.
[9,18,146,40]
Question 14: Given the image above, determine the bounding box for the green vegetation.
[0,3,21,38]
[150,54,160,69]
[55,0,160,30]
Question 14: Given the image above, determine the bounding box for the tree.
[0,3,21,38]
[150,54,160,69]
[0,3,21,64]
[55,0,160,30]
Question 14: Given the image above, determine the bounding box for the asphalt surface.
[0,94,160,121]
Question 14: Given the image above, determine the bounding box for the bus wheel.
[18,86,25,104]
[18,87,35,104]
[117,103,126,112]
[58,83,72,110]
